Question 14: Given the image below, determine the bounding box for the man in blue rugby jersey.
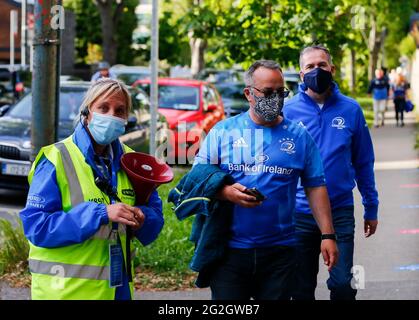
[194,60,338,300]
[283,45,379,300]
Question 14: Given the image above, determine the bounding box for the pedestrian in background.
[91,61,116,82]
[284,45,379,300]
[368,68,389,128]
[20,79,164,300]
[391,73,410,127]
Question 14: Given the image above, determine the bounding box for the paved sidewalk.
[1,107,418,300]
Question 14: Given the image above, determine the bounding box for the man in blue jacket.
[192,60,339,300]
[368,68,389,128]
[283,45,379,300]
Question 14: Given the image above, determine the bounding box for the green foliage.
[0,218,29,275]
[64,0,138,65]
[65,0,417,80]
[399,35,417,59]
[356,96,374,127]
[357,96,373,111]
[180,2,218,39]
[115,0,140,65]
[159,11,190,66]
[64,0,101,64]
[164,0,417,87]
[133,168,194,275]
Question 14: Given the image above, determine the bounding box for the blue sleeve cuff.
[364,205,378,220]
[98,204,109,225]
[134,204,163,246]
[301,176,326,188]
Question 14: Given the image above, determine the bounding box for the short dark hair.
[299,45,332,69]
[244,60,282,86]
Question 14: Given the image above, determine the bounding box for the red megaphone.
[120,152,174,205]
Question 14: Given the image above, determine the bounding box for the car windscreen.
[7,87,87,120]
[216,84,245,100]
[285,79,300,95]
[116,72,149,85]
[139,84,200,111]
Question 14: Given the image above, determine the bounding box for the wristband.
[321,233,337,241]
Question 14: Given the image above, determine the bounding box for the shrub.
[0,218,29,275]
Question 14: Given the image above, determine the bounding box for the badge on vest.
[122,189,135,197]
[109,231,123,288]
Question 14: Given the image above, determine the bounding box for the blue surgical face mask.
[87,112,126,145]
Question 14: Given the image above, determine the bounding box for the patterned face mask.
[250,89,284,122]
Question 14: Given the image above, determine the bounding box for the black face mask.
[303,67,333,94]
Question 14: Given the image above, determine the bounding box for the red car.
[134,78,225,164]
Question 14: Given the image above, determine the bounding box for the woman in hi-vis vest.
[20,78,164,300]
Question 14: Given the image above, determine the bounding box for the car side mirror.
[207,104,217,112]
[0,104,10,117]
[125,115,138,131]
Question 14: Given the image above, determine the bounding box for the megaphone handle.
[126,226,133,282]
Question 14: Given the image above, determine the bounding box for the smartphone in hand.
[244,187,267,201]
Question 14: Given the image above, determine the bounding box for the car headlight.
[22,140,32,149]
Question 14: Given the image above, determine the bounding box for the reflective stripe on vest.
[54,142,84,207]
[28,136,136,300]
[29,259,109,281]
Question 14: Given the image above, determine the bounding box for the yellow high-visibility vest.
[27,136,136,300]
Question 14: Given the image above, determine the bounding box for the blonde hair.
[79,78,132,117]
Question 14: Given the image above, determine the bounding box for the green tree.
[136,4,191,67]
[64,0,137,65]
[179,0,229,76]
[340,0,417,79]
[115,0,138,65]
[64,0,101,64]
[159,11,190,66]
[214,0,352,72]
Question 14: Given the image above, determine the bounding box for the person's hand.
[320,239,339,272]
[216,183,262,208]
[364,219,378,238]
[131,207,145,231]
[106,203,144,228]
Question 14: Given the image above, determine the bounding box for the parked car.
[60,75,82,82]
[284,70,301,96]
[0,81,167,191]
[215,82,248,117]
[134,78,225,163]
[110,65,167,86]
[196,68,244,83]
[0,64,30,108]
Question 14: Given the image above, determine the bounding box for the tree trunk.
[189,0,206,78]
[367,18,385,81]
[189,31,207,78]
[95,0,124,65]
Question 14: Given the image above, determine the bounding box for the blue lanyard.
[90,153,119,231]
[91,154,117,191]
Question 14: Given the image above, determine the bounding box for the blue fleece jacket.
[283,83,379,220]
[19,122,164,300]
